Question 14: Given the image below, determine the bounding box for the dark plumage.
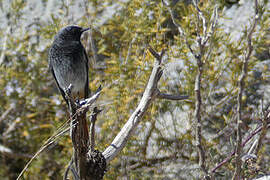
[49,25,90,105]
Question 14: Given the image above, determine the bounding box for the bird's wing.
[83,48,90,98]
[63,41,90,99]
[49,41,90,103]
[49,49,69,105]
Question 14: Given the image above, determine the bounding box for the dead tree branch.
[16,88,102,180]
[68,87,103,180]
[102,46,188,163]
[233,1,259,179]
[157,92,189,100]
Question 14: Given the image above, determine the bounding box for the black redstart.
[49,25,90,105]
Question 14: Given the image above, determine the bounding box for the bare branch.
[194,61,208,177]
[102,47,164,162]
[193,1,210,178]
[80,86,102,109]
[193,0,207,38]
[148,46,165,62]
[233,1,259,179]
[247,139,258,155]
[70,87,103,179]
[166,1,219,178]
[16,87,101,179]
[102,46,188,163]
[157,92,189,100]
[203,6,218,46]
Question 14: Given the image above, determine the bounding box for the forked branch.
[102,46,188,163]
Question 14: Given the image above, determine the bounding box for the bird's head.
[55,25,90,41]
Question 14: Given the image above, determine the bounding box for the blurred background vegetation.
[0,0,269,179]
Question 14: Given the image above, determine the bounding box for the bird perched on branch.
[49,26,92,174]
[49,25,90,105]
[49,25,91,141]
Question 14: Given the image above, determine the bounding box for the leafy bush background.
[0,0,269,179]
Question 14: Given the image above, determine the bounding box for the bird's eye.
[67,27,72,32]
[71,28,78,34]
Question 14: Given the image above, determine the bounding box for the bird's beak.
[81,27,90,33]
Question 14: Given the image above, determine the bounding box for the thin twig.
[193,0,207,39]
[247,139,258,155]
[16,114,77,180]
[127,154,177,170]
[203,6,218,46]
[157,92,189,100]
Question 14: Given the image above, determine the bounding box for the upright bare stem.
[194,55,208,176]
[166,1,218,178]
[233,1,259,179]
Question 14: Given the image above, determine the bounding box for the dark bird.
[49,25,90,105]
